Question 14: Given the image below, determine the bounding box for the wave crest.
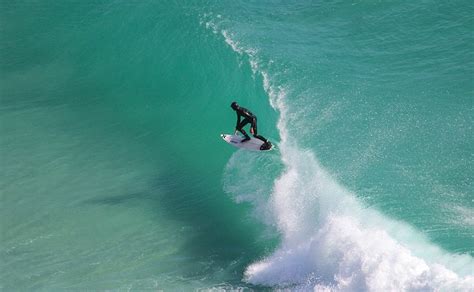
[207,15,474,291]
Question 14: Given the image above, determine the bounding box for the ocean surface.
[1,0,473,290]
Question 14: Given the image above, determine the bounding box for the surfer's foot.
[260,141,272,150]
[241,137,251,142]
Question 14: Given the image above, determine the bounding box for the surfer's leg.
[251,118,268,143]
[237,118,250,131]
[237,119,251,141]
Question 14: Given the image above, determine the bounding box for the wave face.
[227,70,473,290]
[212,0,474,290]
[1,0,472,290]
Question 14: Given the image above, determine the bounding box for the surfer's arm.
[235,113,241,130]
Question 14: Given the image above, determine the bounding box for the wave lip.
[207,16,474,291]
[242,124,473,290]
[247,76,473,291]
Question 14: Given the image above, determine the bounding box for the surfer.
[230,101,270,147]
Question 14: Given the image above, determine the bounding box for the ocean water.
[1,0,473,290]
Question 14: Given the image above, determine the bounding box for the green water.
[1,0,472,290]
[211,0,474,253]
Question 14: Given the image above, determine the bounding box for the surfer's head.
[231,101,238,110]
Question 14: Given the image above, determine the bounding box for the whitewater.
[213,19,474,291]
[2,1,472,290]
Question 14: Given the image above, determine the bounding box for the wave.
[204,15,474,291]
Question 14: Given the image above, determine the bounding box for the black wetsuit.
[234,106,268,143]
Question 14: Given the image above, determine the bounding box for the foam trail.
[207,18,474,291]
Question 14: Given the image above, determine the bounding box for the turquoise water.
[1,0,472,290]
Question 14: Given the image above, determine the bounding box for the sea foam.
[209,17,474,291]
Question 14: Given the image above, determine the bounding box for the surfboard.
[221,134,273,151]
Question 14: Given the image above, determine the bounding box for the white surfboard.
[221,134,273,151]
